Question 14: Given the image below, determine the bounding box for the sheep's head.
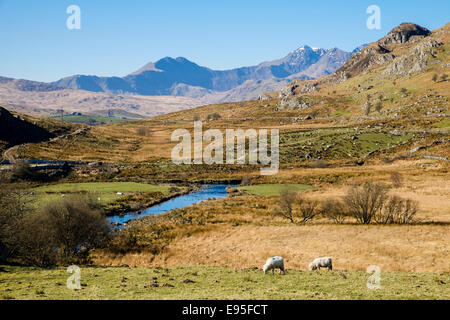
[308,263,316,271]
[263,264,269,274]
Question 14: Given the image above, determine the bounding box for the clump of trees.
[0,188,110,266]
[343,182,388,224]
[274,182,418,225]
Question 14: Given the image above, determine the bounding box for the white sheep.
[309,257,333,271]
[263,256,286,274]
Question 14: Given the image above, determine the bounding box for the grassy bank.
[32,182,188,215]
[1,265,448,300]
[237,183,314,196]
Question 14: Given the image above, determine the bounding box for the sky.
[0,0,449,82]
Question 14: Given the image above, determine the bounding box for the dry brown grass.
[93,168,450,273]
[94,223,450,273]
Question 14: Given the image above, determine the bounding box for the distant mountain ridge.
[52,45,357,98]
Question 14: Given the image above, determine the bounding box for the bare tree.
[297,196,319,223]
[0,185,31,261]
[343,182,388,224]
[376,196,418,224]
[274,190,297,223]
[390,172,403,188]
[320,198,347,224]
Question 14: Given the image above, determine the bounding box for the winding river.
[108,184,236,227]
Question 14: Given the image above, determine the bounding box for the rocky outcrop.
[378,23,431,47]
[383,39,443,76]
[278,97,316,110]
[327,23,435,85]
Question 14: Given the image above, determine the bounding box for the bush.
[109,226,140,255]
[0,185,30,261]
[296,196,319,223]
[390,172,403,188]
[310,160,329,168]
[273,190,296,223]
[375,196,418,224]
[344,182,388,224]
[11,195,110,266]
[207,113,221,121]
[432,74,438,82]
[136,127,153,137]
[11,162,37,181]
[240,176,252,186]
[375,101,383,113]
[320,198,347,224]
[274,191,319,223]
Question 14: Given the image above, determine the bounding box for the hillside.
[6,23,448,165]
[0,106,80,156]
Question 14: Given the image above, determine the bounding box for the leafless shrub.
[390,172,403,188]
[11,161,37,181]
[240,176,252,186]
[432,74,438,82]
[207,113,221,121]
[136,127,153,137]
[320,198,347,224]
[375,101,383,113]
[375,196,418,224]
[310,160,329,168]
[109,226,140,255]
[343,182,388,224]
[273,190,297,223]
[297,196,319,223]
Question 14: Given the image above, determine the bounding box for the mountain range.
[0,44,364,119]
[52,45,357,98]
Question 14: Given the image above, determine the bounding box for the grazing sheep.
[263,256,286,275]
[309,257,333,271]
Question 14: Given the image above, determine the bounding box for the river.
[108,184,236,227]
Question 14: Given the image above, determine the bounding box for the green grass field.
[48,115,128,125]
[238,184,314,196]
[1,265,448,300]
[33,182,173,205]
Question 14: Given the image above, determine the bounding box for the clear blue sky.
[0,0,448,82]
